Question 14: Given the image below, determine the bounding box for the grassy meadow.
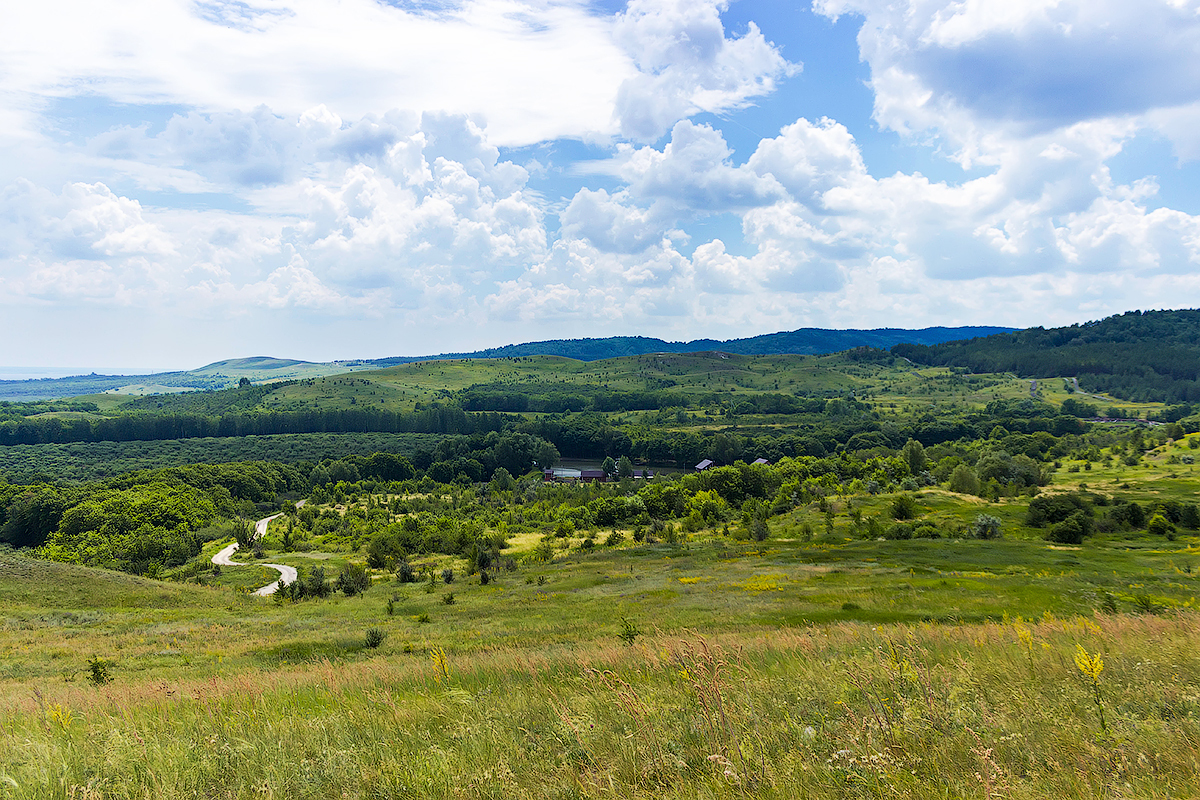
[4,484,1200,798]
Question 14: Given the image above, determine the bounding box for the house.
[542,467,582,482]
[752,458,770,466]
[695,459,714,471]
[580,469,608,482]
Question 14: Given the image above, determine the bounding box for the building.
[695,459,714,471]
[542,467,582,482]
[752,458,770,466]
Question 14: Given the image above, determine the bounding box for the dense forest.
[0,404,511,446]
[893,309,1200,402]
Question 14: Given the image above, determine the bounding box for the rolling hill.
[0,325,1012,401]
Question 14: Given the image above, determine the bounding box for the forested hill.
[892,309,1200,403]
[369,326,1015,365]
[0,326,1012,401]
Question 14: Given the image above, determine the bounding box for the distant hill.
[0,326,1013,401]
[366,326,1016,366]
[892,309,1200,404]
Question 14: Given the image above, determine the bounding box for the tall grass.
[3,612,1198,798]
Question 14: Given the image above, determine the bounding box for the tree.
[900,438,927,475]
[534,440,560,469]
[950,462,979,494]
[238,377,251,387]
[602,456,617,476]
[616,455,634,479]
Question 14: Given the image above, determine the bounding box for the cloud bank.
[1,0,1200,365]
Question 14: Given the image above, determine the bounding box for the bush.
[480,570,490,585]
[395,561,416,583]
[884,523,913,540]
[364,628,385,648]
[750,519,770,542]
[604,530,624,547]
[890,494,920,520]
[441,567,454,584]
[335,563,371,597]
[971,514,1002,540]
[1027,493,1092,527]
[1047,511,1091,544]
[1148,513,1177,538]
[87,656,113,686]
[442,592,455,605]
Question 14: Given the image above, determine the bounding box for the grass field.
[4,482,1200,798]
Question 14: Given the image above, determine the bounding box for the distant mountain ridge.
[0,325,1014,401]
[367,326,1016,365]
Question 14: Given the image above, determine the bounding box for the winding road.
[212,502,305,596]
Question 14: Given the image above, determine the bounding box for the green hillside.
[894,309,1200,403]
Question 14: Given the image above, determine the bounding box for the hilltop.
[893,309,1200,403]
[0,325,1011,401]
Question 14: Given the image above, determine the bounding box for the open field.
[3,524,1200,798]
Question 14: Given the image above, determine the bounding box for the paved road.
[211,502,305,596]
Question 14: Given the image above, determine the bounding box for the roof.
[695,459,714,470]
[580,469,607,479]
[752,458,770,465]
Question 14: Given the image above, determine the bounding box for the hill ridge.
[0,324,1015,401]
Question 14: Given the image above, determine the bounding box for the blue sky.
[2,0,1200,369]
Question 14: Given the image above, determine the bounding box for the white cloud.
[613,0,797,140]
[815,0,1200,161]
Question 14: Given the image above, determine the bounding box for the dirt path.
[211,502,305,596]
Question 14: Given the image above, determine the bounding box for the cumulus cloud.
[815,0,1200,162]
[613,0,797,140]
[0,113,549,319]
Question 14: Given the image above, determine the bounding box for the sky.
[3,0,1200,370]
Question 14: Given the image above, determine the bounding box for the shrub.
[617,618,641,646]
[395,561,416,584]
[87,657,113,686]
[750,519,770,542]
[335,563,371,597]
[1047,511,1091,544]
[441,568,454,584]
[364,628,385,649]
[884,523,913,540]
[442,592,455,605]
[971,514,1003,540]
[1147,513,1177,538]
[604,530,624,547]
[580,536,595,550]
[890,494,920,520]
[1027,493,1092,527]
[479,571,490,585]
